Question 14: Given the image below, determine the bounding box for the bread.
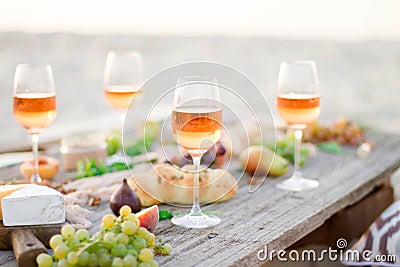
[128,163,237,206]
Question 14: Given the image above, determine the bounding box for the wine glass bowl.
[170,76,222,228]
[13,64,57,183]
[276,60,320,191]
[103,51,144,113]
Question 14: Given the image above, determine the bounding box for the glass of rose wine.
[171,76,222,228]
[103,51,144,125]
[103,51,144,160]
[13,64,57,183]
[276,60,320,191]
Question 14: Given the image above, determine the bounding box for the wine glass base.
[30,173,42,184]
[276,177,319,192]
[171,213,221,229]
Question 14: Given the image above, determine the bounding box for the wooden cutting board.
[0,221,62,267]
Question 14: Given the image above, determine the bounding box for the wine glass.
[103,51,144,125]
[13,64,57,183]
[276,60,320,191]
[171,76,222,228]
[103,51,144,160]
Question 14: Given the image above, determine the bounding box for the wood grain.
[0,133,400,267]
[11,230,47,267]
[0,222,62,250]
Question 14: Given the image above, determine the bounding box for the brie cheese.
[2,184,65,226]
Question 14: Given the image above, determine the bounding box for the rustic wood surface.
[1,133,400,266]
[11,230,47,267]
[0,222,62,250]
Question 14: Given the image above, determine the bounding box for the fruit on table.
[167,141,228,168]
[110,178,142,216]
[239,145,289,177]
[136,205,159,233]
[303,119,366,146]
[36,205,171,267]
[20,156,59,180]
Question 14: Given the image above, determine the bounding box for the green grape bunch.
[36,205,171,267]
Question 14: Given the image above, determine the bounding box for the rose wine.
[277,94,320,126]
[104,85,143,111]
[172,106,222,154]
[13,93,57,134]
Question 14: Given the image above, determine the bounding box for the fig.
[110,178,141,216]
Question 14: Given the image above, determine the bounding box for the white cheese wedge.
[0,184,28,220]
[2,184,65,226]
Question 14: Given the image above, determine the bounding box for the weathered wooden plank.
[1,133,400,267]
[153,134,400,266]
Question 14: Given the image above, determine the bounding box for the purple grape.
[215,143,226,155]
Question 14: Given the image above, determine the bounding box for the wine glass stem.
[293,129,303,179]
[190,155,202,216]
[31,133,42,183]
[119,112,126,130]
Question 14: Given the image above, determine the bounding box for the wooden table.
[1,133,400,267]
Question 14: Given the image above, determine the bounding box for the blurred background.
[0,0,399,148]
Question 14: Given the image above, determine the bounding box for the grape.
[112,243,127,258]
[133,238,146,251]
[103,214,117,228]
[67,251,79,264]
[89,253,99,267]
[92,231,102,241]
[162,244,172,255]
[112,257,124,267]
[54,243,69,259]
[49,234,64,250]
[99,253,112,267]
[122,221,137,235]
[97,248,109,256]
[37,253,53,267]
[215,142,226,155]
[76,229,90,241]
[127,249,138,258]
[57,259,69,267]
[104,232,118,244]
[117,233,130,245]
[145,233,155,246]
[111,224,122,234]
[136,227,148,238]
[78,251,90,265]
[61,225,75,238]
[120,205,132,216]
[138,248,153,262]
[126,214,140,228]
[123,254,137,267]
[201,149,216,166]
[67,237,80,248]
[45,206,167,267]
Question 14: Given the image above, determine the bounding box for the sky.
[0,0,399,41]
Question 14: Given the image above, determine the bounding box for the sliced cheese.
[0,184,27,220]
[2,184,65,226]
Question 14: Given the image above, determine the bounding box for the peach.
[136,205,159,233]
[20,156,60,180]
